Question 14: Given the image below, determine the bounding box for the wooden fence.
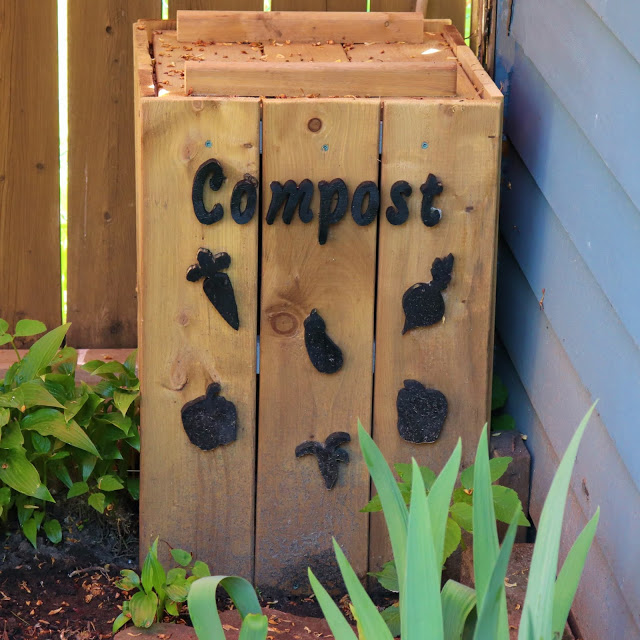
[0,0,466,349]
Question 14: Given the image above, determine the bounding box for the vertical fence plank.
[170,0,262,17]
[66,0,160,348]
[369,98,502,572]
[255,99,379,592]
[370,0,415,11]
[0,1,61,337]
[137,97,260,576]
[271,0,327,9]
[327,0,367,10]
[427,0,466,36]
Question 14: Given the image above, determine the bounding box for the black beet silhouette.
[186,248,239,330]
[304,309,343,374]
[181,383,237,451]
[402,253,454,334]
[397,380,448,443]
[295,432,351,489]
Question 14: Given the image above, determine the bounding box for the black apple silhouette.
[396,379,448,443]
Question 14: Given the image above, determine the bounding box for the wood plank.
[0,0,61,341]
[255,98,379,592]
[371,0,415,11]
[262,43,349,62]
[370,98,502,572]
[67,0,161,349]
[177,10,425,43]
[137,97,260,576]
[271,0,327,9]
[185,60,457,96]
[454,43,503,100]
[170,0,262,18]
[345,39,453,63]
[426,0,466,35]
[326,0,367,10]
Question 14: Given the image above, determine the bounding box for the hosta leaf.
[0,448,53,501]
[88,492,106,513]
[129,591,158,628]
[0,408,9,428]
[124,350,138,376]
[166,583,189,602]
[21,409,100,457]
[0,487,11,506]
[14,320,47,338]
[75,452,97,482]
[67,481,89,498]
[43,518,62,543]
[0,381,64,410]
[165,600,179,617]
[30,431,51,454]
[89,361,127,376]
[22,517,38,548]
[14,324,70,385]
[112,612,131,634]
[0,421,24,449]
[167,567,187,584]
[113,389,138,417]
[97,475,124,492]
[64,392,89,422]
[51,462,73,489]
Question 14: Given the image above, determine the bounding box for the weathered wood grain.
[170,0,262,18]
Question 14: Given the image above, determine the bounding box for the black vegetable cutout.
[266,179,314,224]
[186,248,239,330]
[397,380,448,443]
[192,159,226,225]
[318,178,348,245]
[181,383,237,451]
[420,173,443,227]
[386,180,413,225]
[230,176,258,225]
[295,432,351,489]
[402,253,454,334]
[351,181,379,226]
[304,309,343,374]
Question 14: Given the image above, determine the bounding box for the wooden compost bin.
[134,10,503,593]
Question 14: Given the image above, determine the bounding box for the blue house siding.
[494,0,640,636]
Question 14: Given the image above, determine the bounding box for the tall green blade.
[519,404,595,640]
[333,538,394,640]
[551,508,599,637]
[238,614,269,640]
[428,439,461,566]
[358,421,408,588]
[308,568,358,640]
[402,460,444,640]
[473,517,518,640]
[441,580,476,640]
[188,575,263,640]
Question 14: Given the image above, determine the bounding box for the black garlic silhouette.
[295,432,351,489]
[304,309,343,374]
[181,383,237,451]
[397,380,448,443]
[186,248,239,330]
[402,253,454,334]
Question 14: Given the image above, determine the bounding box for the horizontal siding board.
[495,245,640,637]
[508,0,640,212]
[500,151,640,489]
[502,42,640,350]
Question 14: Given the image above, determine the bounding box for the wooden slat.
[177,10,424,43]
[455,44,503,99]
[67,1,161,349]
[185,60,457,96]
[262,43,349,61]
[137,97,260,575]
[255,98,379,592]
[327,0,367,10]
[0,0,61,340]
[271,0,327,9]
[426,0,466,35]
[170,0,262,18]
[370,0,415,11]
[369,98,502,573]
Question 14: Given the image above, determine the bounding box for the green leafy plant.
[114,538,213,632]
[309,410,599,640]
[363,454,529,602]
[0,319,140,547]
[492,374,516,431]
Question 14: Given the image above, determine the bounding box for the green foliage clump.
[0,319,140,547]
[492,374,516,431]
[114,538,213,632]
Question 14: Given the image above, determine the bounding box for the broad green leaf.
[308,567,359,640]
[402,461,443,640]
[165,600,179,616]
[141,539,159,594]
[64,392,89,422]
[492,486,530,527]
[124,350,138,376]
[0,381,64,410]
[166,583,188,602]
[443,517,462,564]
[113,389,138,416]
[0,334,13,347]
[14,319,47,337]
[30,431,51,454]
[192,560,211,578]
[167,567,187,584]
[97,475,124,492]
[75,452,97,481]
[50,346,78,375]
[51,462,73,489]
[519,404,595,640]
[552,508,599,637]
[129,591,158,628]
[380,604,401,638]
[98,412,132,433]
[81,360,107,375]
[0,421,23,449]
[0,408,9,428]
[0,447,53,501]
[22,518,38,548]
[117,569,141,591]
[460,456,512,490]
[188,575,263,640]
[394,462,437,490]
[441,580,477,640]
[91,361,128,376]
[43,518,62,543]
[88,492,106,513]
[0,319,8,334]
[21,409,100,456]
[0,487,11,506]
[67,481,89,498]
[14,324,70,385]
[368,560,399,592]
[171,548,193,567]
[112,612,131,634]
[358,421,408,589]
[450,502,474,533]
[238,613,269,640]
[491,376,508,411]
[333,538,393,640]
[491,414,516,431]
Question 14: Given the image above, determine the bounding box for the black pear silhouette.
[295,432,351,489]
[402,253,454,334]
[397,380,448,443]
[181,383,237,451]
[304,309,343,374]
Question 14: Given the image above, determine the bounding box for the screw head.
[421,142,429,149]
[322,144,329,152]
[205,140,212,148]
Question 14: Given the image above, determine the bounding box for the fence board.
[66,0,160,348]
[372,0,467,36]
[0,0,61,338]
[170,0,262,17]
[271,0,327,10]
[369,98,502,573]
[255,99,379,592]
[138,97,260,575]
